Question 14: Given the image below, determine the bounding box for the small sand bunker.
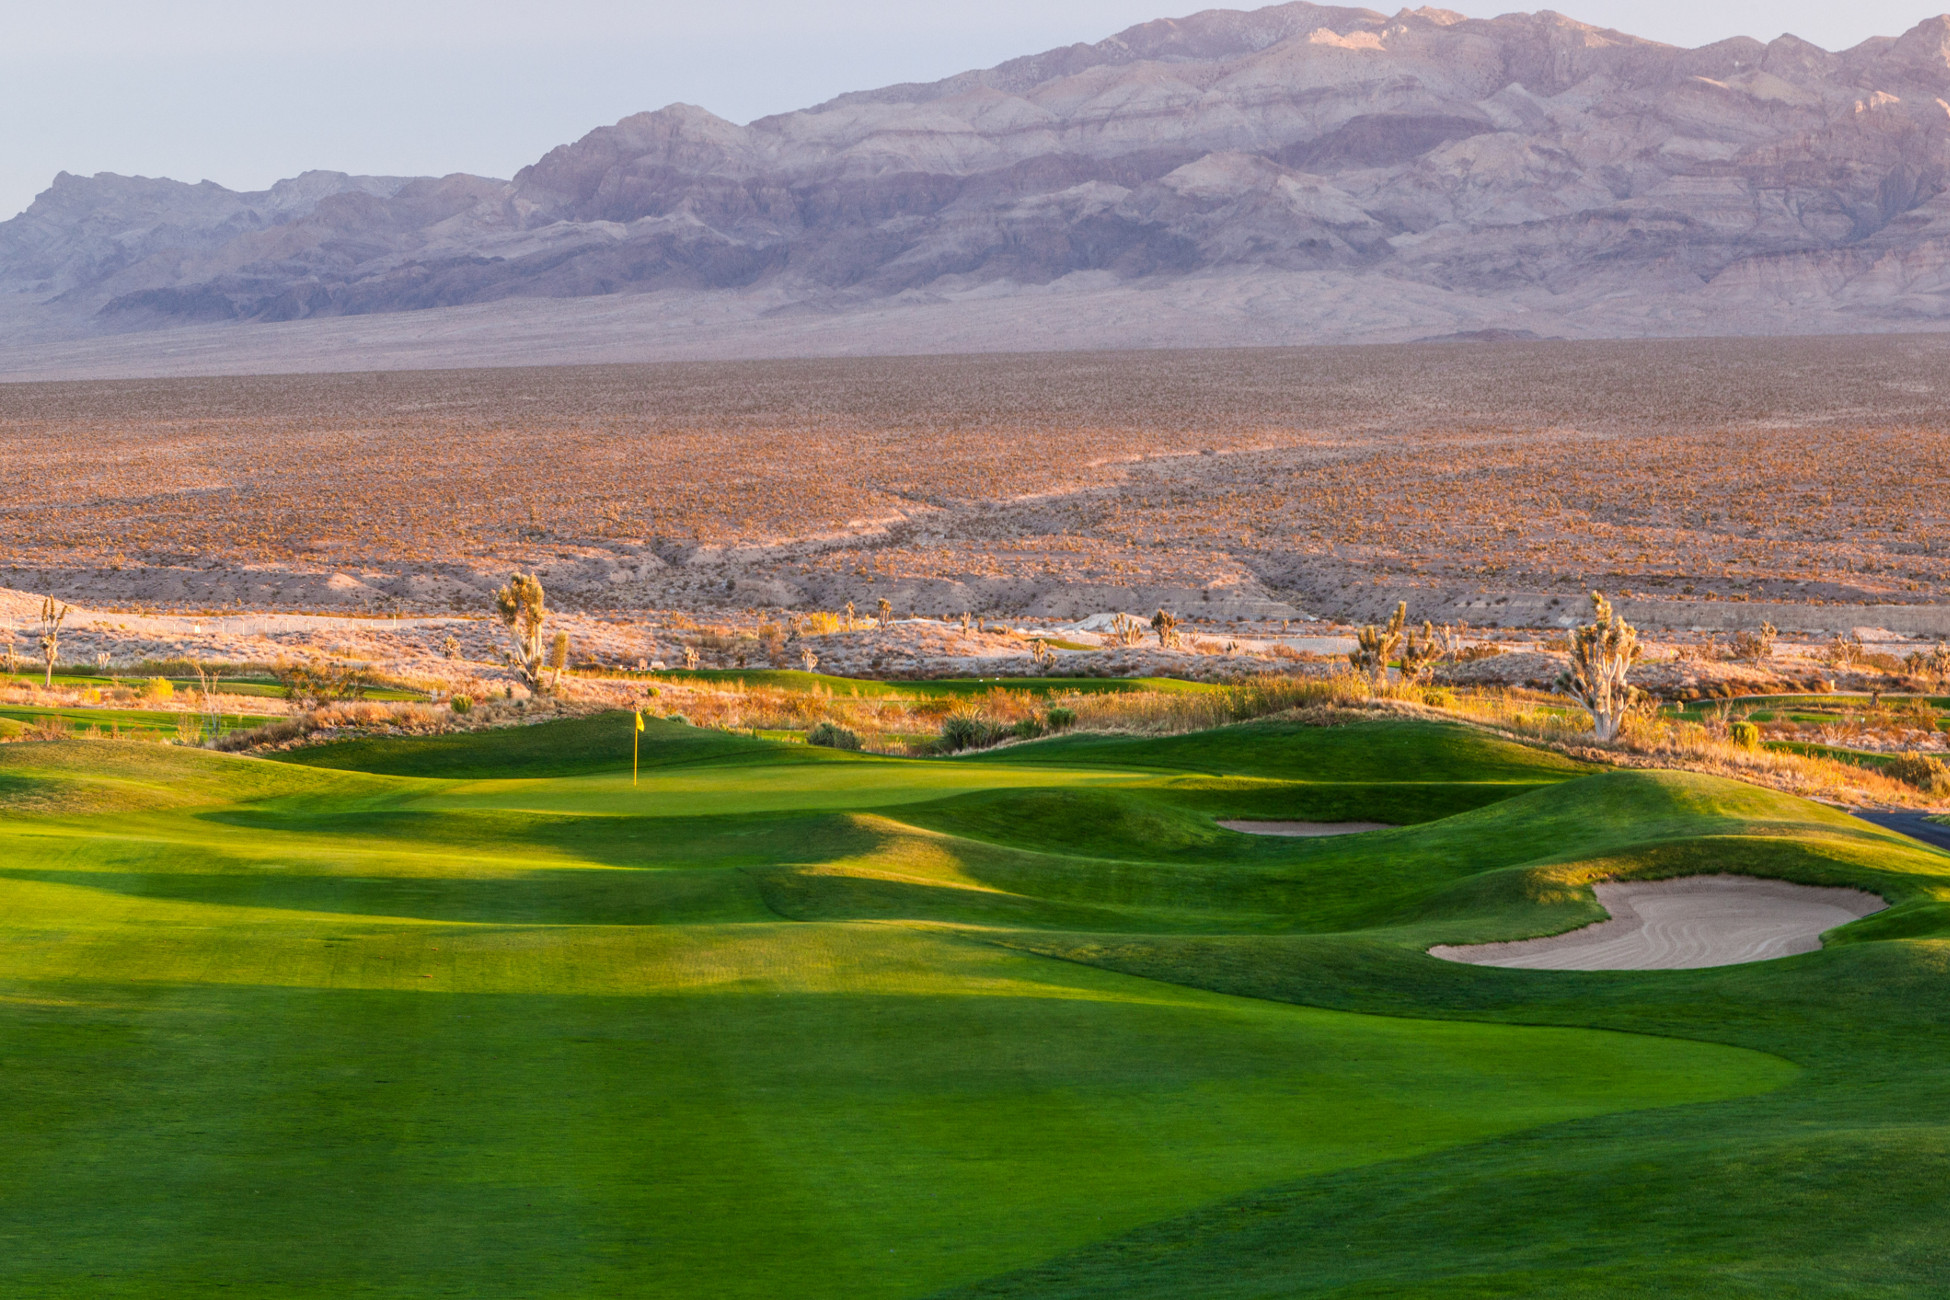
[1430,875,1887,971]
[1219,820,1396,837]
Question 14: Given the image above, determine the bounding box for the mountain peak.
[7,2,1950,355]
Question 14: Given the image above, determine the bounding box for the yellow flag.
[634,709,645,731]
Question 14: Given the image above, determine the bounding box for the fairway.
[1,713,1946,1296]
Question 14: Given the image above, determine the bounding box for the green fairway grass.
[1,713,1946,1296]
[0,703,273,738]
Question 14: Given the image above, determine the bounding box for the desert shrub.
[1824,632,1866,669]
[1886,751,1950,795]
[27,715,71,741]
[275,661,371,705]
[1012,717,1046,740]
[1730,622,1777,664]
[807,722,861,750]
[1729,721,1761,749]
[141,677,175,702]
[665,713,690,725]
[939,711,1008,753]
[210,717,311,752]
[1046,706,1077,731]
[800,612,843,636]
[1423,686,1457,709]
[450,694,473,715]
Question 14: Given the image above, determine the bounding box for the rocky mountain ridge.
[9,2,1950,348]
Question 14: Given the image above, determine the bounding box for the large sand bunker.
[1430,875,1887,971]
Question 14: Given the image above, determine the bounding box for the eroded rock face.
[11,3,1950,335]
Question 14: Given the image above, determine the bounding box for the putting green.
[0,713,1940,1297]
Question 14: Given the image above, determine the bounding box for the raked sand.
[1430,876,1888,971]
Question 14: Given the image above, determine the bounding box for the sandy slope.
[1429,876,1888,971]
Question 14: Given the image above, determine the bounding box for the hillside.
[8,4,1950,373]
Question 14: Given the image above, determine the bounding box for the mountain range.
[9,2,1950,374]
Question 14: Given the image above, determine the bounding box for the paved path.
[1855,811,1950,852]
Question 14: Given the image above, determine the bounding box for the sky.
[3,0,1946,220]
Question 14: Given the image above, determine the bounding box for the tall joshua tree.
[493,573,550,693]
[1349,602,1407,687]
[1150,609,1180,649]
[1556,591,1642,742]
[39,595,69,689]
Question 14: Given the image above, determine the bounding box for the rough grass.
[0,713,1946,1296]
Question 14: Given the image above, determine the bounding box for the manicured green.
[0,712,1944,1296]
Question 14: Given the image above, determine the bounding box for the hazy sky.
[3,0,1945,220]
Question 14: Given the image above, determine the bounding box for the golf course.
[2,712,1947,1296]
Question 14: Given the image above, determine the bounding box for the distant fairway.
[1,714,1945,1296]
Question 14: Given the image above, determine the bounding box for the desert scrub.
[807,722,861,751]
[1886,752,1950,795]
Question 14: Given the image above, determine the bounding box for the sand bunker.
[1219,820,1395,837]
[1430,875,1887,971]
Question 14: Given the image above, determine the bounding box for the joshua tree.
[1109,613,1145,648]
[959,612,973,636]
[38,595,69,689]
[1398,619,1446,685]
[2,628,15,675]
[442,634,461,660]
[876,598,892,626]
[801,647,819,672]
[1349,602,1407,687]
[1555,591,1643,742]
[684,645,701,671]
[1150,609,1181,649]
[493,572,551,692]
[844,601,857,629]
[548,631,571,693]
[1030,638,1051,667]
[1731,622,1777,665]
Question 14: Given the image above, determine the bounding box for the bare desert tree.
[493,572,551,692]
[1150,609,1181,649]
[38,596,69,688]
[1349,602,1407,687]
[1556,591,1643,742]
